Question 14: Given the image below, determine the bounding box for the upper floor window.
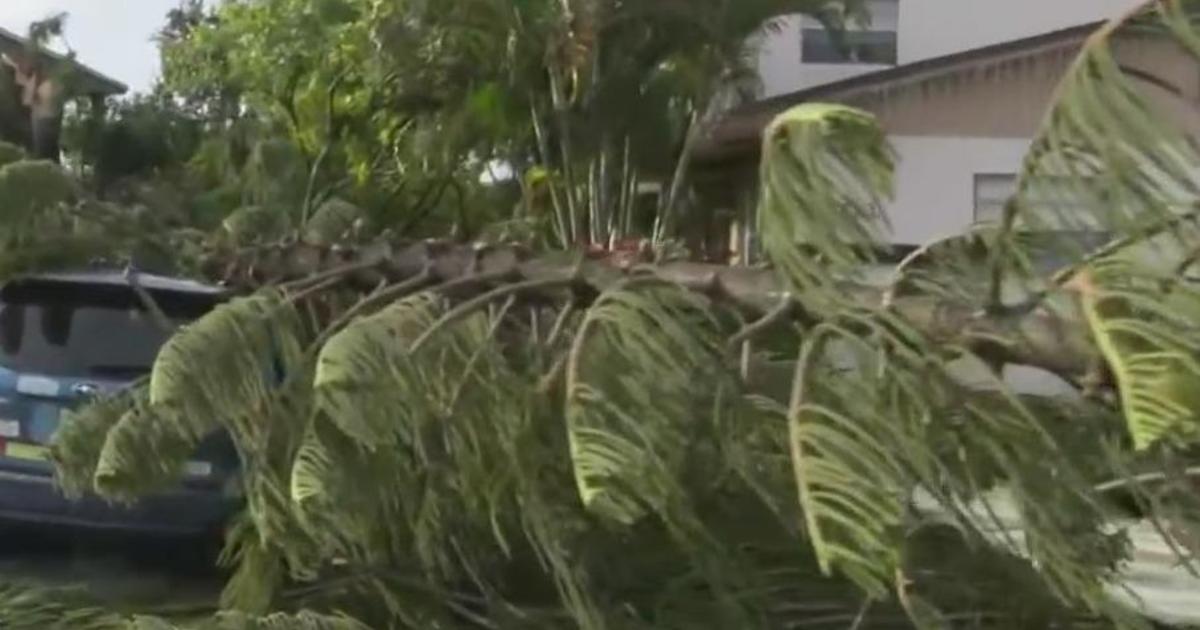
[975,173,1100,224]
[801,0,898,65]
[974,173,1016,224]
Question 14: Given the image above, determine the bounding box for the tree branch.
[411,277,579,353]
[125,268,175,334]
[725,295,794,355]
[301,70,350,224]
[211,240,1101,385]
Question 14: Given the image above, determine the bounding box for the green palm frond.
[50,383,147,500]
[0,581,128,630]
[313,294,441,448]
[786,328,906,598]
[772,309,1129,617]
[1006,2,1200,258]
[565,281,725,526]
[217,519,287,615]
[150,290,306,439]
[1070,258,1200,450]
[0,578,373,629]
[195,611,371,630]
[310,290,622,626]
[758,103,894,296]
[93,404,203,501]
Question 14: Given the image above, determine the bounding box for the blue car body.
[0,269,239,535]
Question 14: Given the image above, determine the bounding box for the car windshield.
[0,280,217,379]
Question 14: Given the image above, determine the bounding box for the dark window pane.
[0,282,216,378]
[801,29,897,65]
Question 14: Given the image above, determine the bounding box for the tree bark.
[208,239,1099,385]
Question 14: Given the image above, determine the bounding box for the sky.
[0,0,186,94]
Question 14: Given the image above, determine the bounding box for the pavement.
[0,522,224,612]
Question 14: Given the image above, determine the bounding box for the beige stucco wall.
[842,35,1200,140]
[855,48,1074,138]
[757,0,1140,97]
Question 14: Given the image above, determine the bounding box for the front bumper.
[0,459,237,536]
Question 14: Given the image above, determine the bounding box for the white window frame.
[974,173,1017,224]
[800,0,899,65]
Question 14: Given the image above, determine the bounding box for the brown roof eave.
[696,20,1103,164]
[0,25,127,96]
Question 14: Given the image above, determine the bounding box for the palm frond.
[786,328,906,598]
[150,290,306,441]
[82,291,306,501]
[313,294,441,448]
[196,611,371,630]
[50,383,147,500]
[1069,258,1200,450]
[0,581,128,630]
[94,403,200,501]
[1005,1,1200,265]
[565,280,724,526]
[217,518,287,615]
[311,290,597,621]
[758,103,894,297]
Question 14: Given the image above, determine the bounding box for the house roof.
[695,21,1104,164]
[0,25,127,97]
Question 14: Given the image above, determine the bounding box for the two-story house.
[694,0,1147,257]
[0,26,126,161]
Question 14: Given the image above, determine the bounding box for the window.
[801,0,898,65]
[974,173,1017,224]
[975,173,1100,224]
[0,282,216,378]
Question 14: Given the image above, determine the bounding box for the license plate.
[16,376,59,397]
[0,420,19,439]
[6,443,47,461]
[185,461,213,477]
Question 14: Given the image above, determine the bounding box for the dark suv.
[0,269,238,535]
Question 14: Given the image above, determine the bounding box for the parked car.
[0,269,239,535]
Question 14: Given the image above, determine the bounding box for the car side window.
[0,304,23,356]
[40,304,73,348]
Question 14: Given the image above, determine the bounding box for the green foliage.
[0,160,76,225]
[303,198,363,245]
[0,581,127,630]
[154,0,864,246]
[0,577,371,630]
[1072,259,1200,450]
[190,611,371,630]
[149,292,305,437]
[50,384,147,500]
[758,104,894,296]
[565,282,725,525]
[0,142,27,168]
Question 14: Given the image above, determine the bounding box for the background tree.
[149,0,866,250]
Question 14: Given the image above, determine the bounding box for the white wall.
[883,135,1078,397]
[885,136,1029,245]
[757,0,1141,98]
[898,0,1138,64]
